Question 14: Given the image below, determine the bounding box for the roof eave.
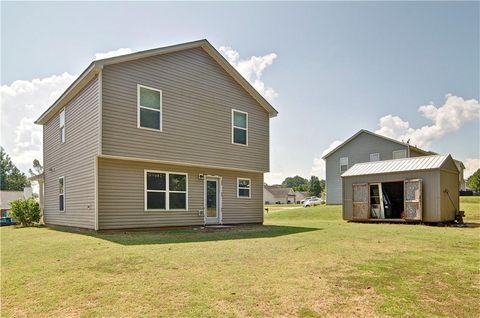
[36,39,278,125]
[35,63,101,125]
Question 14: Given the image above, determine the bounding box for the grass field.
[1,197,479,317]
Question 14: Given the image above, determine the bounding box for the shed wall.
[342,170,441,222]
[440,170,459,221]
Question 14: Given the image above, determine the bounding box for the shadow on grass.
[52,225,321,246]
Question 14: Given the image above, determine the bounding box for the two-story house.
[322,129,465,205]
[35,40,278,230]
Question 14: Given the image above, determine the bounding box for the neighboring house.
[454,160,466,191]
[322,129,465,205]
[0,189,32,217]
[294,191,309,203]
[35,39,278,230]
[263,186,296,204]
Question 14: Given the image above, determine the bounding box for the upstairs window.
[59,177,65,212]
[232,110,248,145]
[237,178,251,198]
[138,85,162,131]
[145,170,187,211]
[340,157,349,172]
[393,150,407,159]
[59,109,65,143]
[370,153,380,162]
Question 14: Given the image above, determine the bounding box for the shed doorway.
[369,181,404,219]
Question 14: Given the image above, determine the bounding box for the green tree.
[467,169,480,191]
[29,159,43,177]
[308,176,322,196]
[0,147,30,191]
[282,175,308,190]
[9,197,41,226]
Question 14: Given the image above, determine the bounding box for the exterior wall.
[263,188,276,204]
[342,170,441,222]
[43,76,99,229]
[326,132,411,204]
[439,170,460,221]
[101,47,270,173]
[98,157,263,229]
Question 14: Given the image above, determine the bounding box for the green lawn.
[1,198,479,317]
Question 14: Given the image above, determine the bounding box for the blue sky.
[1,1,479,182]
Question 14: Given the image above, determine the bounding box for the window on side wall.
[393,150,407,159]
[138,85,162,131]
[145,171,187,211]
[232,110,248,145]
[370,153,380,162]
[59,109,65,143]
[237,178,251,198]
[59,177,65,212]
[340,157,348,172]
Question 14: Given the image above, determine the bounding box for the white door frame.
[204,176,222,225]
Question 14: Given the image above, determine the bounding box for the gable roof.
[341,154,457,177]
[35,39,278,125]
[265,186,295,197]
[321,129,434,159]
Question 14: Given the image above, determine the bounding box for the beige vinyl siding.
[101,47,270,173]
[98,157,263,229]
[43,76,99,229]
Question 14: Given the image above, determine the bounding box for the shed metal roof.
[341,154,455,177]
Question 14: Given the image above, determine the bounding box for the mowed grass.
[1,198,479,317]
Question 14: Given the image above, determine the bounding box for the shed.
[342,154,459,223]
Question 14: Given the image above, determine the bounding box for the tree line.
[269,175,326,197]
[1,147,43,191]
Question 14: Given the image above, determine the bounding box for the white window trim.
[340,157,349,173]
[59,176,65,212]
[393,150,407,159]
[59,108,65,144]
[237,177,251,198]
[232,109,248,146]
[137,84,163,132]
[144,170,188,211]
[370,153,380,162]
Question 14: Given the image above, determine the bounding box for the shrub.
[9,197,41,226]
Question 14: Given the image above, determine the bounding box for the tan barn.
[342,154,459,223]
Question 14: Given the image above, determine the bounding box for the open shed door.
[404,179,422,221]
[352,183,369,220]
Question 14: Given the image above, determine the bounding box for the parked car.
[1,216,16,226]
[303,197,324,207]
[300,196,316,204]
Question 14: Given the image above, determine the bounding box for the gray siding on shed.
[98,157,263,229]
[101,47,270,173]
[43,76,99,229]
[326,132,411,204]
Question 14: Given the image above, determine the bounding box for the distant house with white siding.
[263,186,296,204]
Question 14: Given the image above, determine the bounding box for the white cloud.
[464,158,480,179]
[375,94,480,149]
[1,73,77,173]
[310,140,343,179]
[94,48,133,60]
[264,172,285,185]
[219,46,278,102]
